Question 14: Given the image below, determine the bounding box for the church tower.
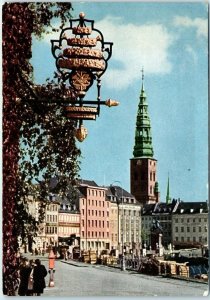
[130,70,160,205]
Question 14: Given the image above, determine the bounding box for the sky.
[31,1,209,202]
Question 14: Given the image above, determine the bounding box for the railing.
[108,257,146,272]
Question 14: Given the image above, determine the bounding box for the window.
[193,237,196,242]
[187,219,190,223]
[102,211,104,217]
[95,220,97,226]
[88,220,90,227]
[181,227,184,233]
[153,173,155,181]
[187,227,190,232]
[181,237,184,242]
[199,227,201,232]
[150,186,153,194]
[82,231,84,237]
[99,221,101,227]
[82,209,84,215]
[107,221,109,228]
[107,211,109,217]
[92,200,94,205]
[99,201,101,207]
[88,210,90,216]
[92,220,94,226]
[175,227,178,232]
[95,200,97,206]
[88,231,90,237]
[193,227,196,233]
[95,210,97,216]
[99,211,101,217]
[88,200,90,205]
[82,220,84,227]
[92,210,94,216]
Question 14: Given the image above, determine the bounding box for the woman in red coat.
[33,259,48,296]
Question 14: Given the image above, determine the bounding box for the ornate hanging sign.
[51,12,118,141]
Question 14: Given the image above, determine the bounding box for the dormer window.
[190,209,194,213]
[200,208,203,213]
[180,209,184,213]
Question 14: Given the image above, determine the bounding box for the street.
[34,257,208,297]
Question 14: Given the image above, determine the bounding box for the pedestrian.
[33,259,48,296]
[27,260,35,296]
[18,258,31,296]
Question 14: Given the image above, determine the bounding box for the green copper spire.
[133,68,154,158]
[166,174,171,204]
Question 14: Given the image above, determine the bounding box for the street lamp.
[110,180,125,271]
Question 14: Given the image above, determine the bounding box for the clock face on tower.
[137,160,142,165]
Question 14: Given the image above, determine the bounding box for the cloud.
[35,16,174,90]
[173,16,208,38]
[185,45,198,64]
[96,16,174,90]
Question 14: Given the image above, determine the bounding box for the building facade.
[141,201,179,248]
[172,202,208,248]
[44,197,60,249]
[58,199,80,247]
[106,185,141,255]
[78,180,110,254]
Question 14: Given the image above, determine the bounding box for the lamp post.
[110,181,125,271]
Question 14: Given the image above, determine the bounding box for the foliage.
[3,2,81,295]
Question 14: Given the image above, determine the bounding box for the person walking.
[33,259,48,296]
[27,260,35,296]
[18,258,31,296]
